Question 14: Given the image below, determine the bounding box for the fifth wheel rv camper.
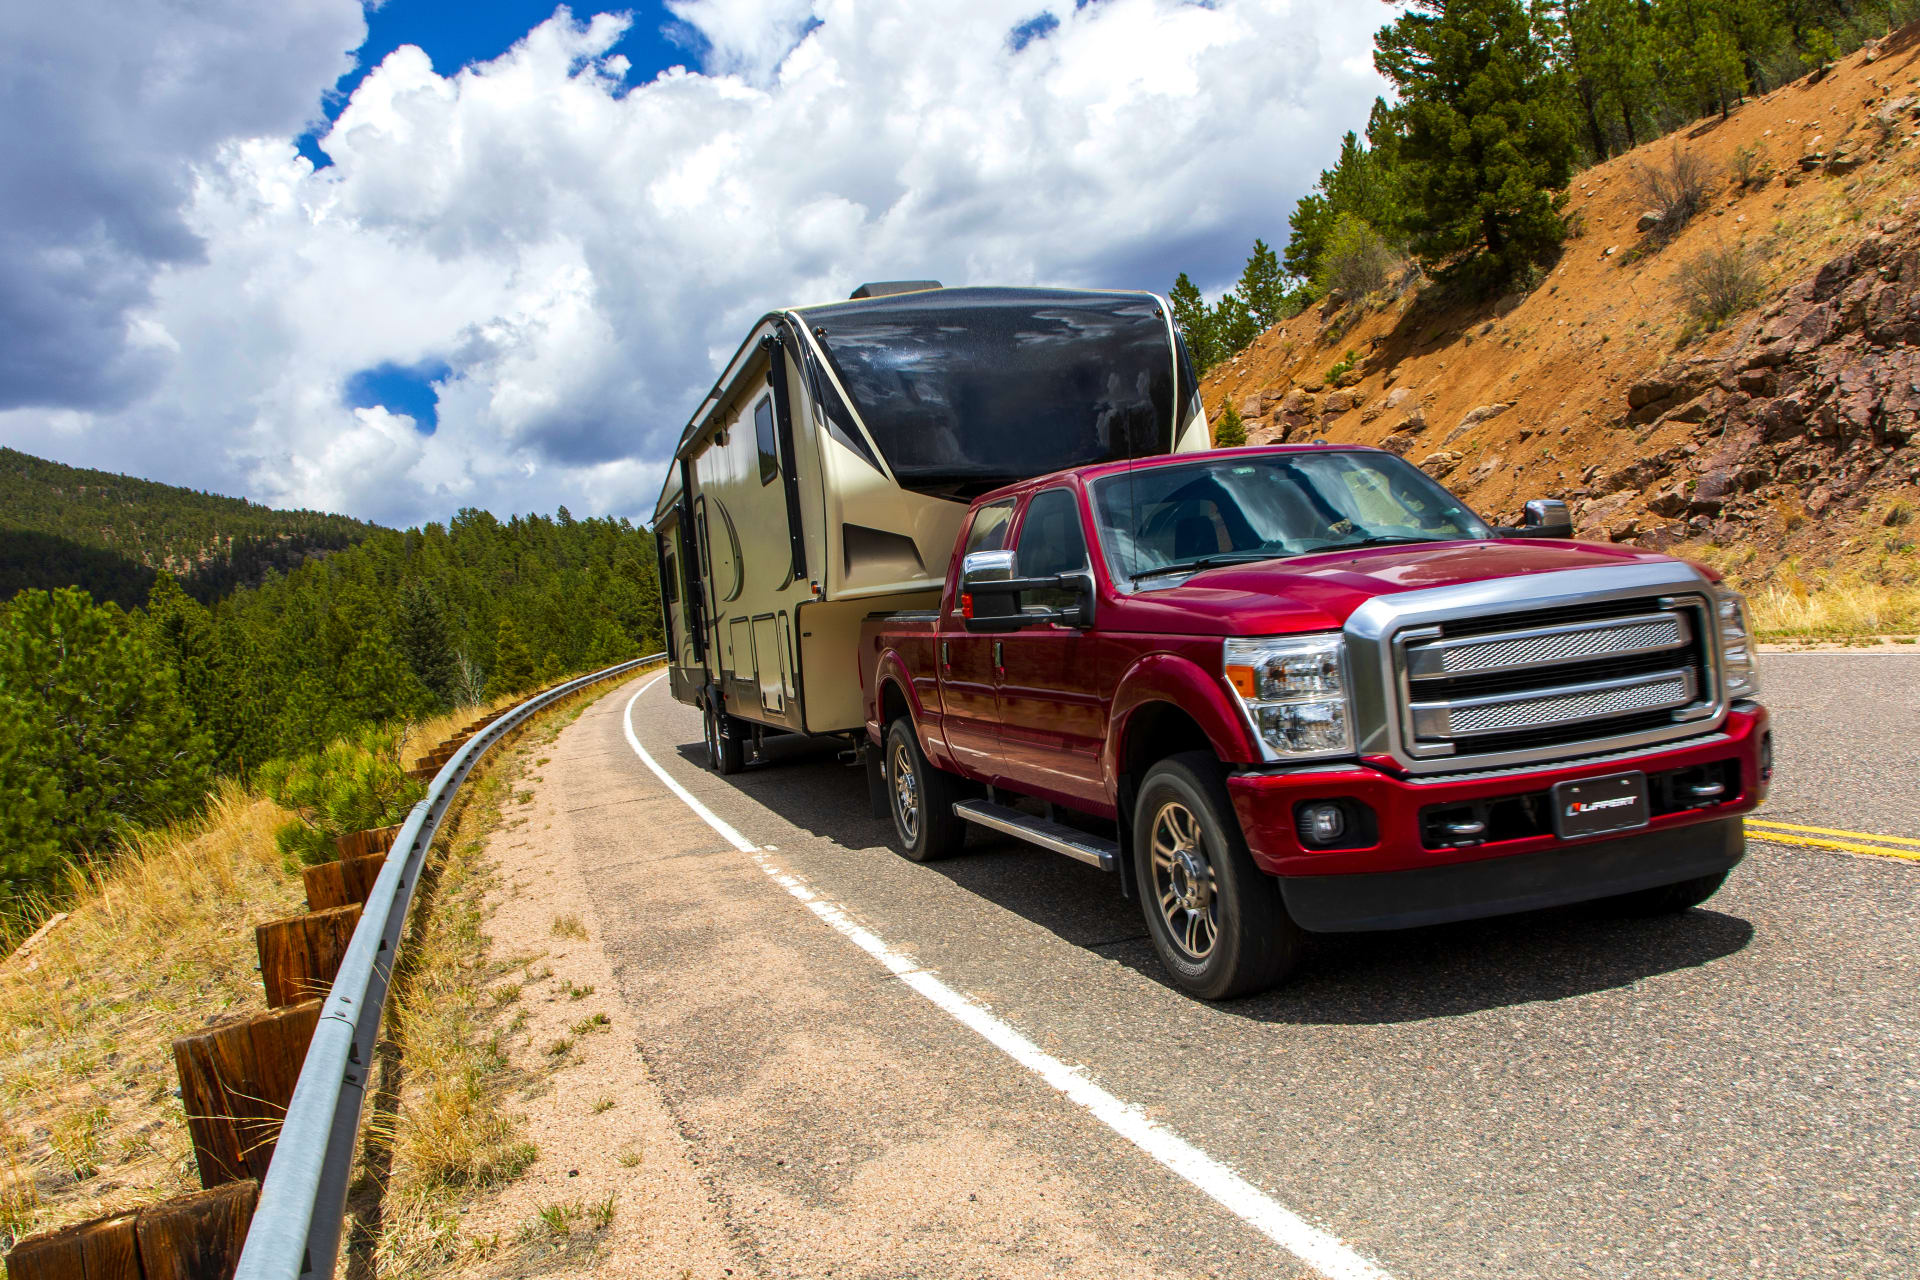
[653,282,1210,773]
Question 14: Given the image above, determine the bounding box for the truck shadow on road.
[681,736,1756,1026]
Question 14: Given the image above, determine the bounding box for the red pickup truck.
[859,444,1770,999]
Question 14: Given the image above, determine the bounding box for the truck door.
[993,487,1108,810]
[936,497,1016,779]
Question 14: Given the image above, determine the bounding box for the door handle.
[941,640,950,670]
[993,640,1003,674]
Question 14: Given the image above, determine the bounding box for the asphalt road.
[558,652,1917,1279]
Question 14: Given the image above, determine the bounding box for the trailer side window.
[755,397,779,485]
[964,499,1016,556]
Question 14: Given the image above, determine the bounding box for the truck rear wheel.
[703,696,743,776]
[884,718,968,862]
[1133,752,1301,1000]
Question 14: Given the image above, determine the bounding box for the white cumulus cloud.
[0,0,1386,528]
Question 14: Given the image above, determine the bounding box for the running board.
[952,800,1118,872]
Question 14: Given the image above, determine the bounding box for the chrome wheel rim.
[891,741,920,844]
[1150,800,1217,962]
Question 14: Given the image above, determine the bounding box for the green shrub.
[1325,349,1360,386]
[1313,214,1402,300]
[1677,242,1768,329]
[258,725,425,867]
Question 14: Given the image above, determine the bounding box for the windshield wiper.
[1130,552,1278,581]
[1320,534,1441,552]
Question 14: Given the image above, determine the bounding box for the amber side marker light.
[1226,665,1258,699]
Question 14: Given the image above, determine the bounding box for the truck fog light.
[1300,802,1345,845]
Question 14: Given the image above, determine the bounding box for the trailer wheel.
[884,718,967,862]
[1132,752,1301,1000]
[703,696,743,776]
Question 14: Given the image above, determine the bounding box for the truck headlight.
[1714,585,1760,700]
[1224,634,1354,758]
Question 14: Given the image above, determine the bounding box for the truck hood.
[1107,539,1697,636]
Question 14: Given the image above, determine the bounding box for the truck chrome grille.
[1395,597,1715,762]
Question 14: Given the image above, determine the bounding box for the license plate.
[1552,771,1650,839]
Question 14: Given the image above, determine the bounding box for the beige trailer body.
[653,284,1210,744]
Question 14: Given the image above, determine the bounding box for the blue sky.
[300,2,686,168]
[1,0,1388,526]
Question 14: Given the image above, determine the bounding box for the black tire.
[1599,869,1730,917]
[1132,752,1301,1000]
[884,717,969,862]
[703,695,743,776]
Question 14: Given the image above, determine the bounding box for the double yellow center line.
[1746,818,1920,863]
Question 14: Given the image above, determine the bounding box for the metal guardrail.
[234,653,668,1280]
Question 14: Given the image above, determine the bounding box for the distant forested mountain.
[0,446,379,606]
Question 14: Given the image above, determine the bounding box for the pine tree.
[1562,0,1656,155]
[0,588,212,874]
[1214,400,1248,447]
[395,580,458,708]
[1211,291,1260,359]
[0,695,62,897]
[1168,273,1221,373]
[1236,240,1290,332]
[339,630,435,726]
[1285,125,1404,290]
[1374,0,1578,285]
[487,618,535,699]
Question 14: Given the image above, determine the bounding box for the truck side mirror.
[960,553,1096,632]
[1498,498,1574,539]
[1521,498,1573,538]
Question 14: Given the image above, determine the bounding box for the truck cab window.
[1014,489,1089,611]
[964,499,1016,556]
[754,397,779,485]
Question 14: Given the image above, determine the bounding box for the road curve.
[546,653,1917,1279]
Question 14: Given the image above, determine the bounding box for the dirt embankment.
[1205,24,1920,583]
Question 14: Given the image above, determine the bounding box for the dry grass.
[1748,580,1920,640]
[0,783,302,1251]
[365,664,658,1276]
[368,766,538,1277]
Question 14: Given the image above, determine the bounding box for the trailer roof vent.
[849,280,943,300]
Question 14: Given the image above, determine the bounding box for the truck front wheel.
[884,718,968,862]
[1133,753,1301,1000]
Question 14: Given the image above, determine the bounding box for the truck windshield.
[1091,451,1491,585]
[803,289,1175,501]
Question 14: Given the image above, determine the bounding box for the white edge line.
[620,675,1395,1280]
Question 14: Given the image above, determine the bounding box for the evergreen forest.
[1173,0,1917,374]
[0,447,379,607]
[1,460,664,918]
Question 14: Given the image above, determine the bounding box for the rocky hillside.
[1205,25,1920,588]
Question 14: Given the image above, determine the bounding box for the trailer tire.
[884,718,968,862]
[703,695,744,776]
[1132,752,1300,1000]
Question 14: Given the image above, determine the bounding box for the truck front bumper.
[1226,706,1769,933]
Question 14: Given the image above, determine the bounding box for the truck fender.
[1105,653,1258,793]
[870,647,952,767]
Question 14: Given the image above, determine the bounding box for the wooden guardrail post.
[331,824,400,861]
[133,1181,258,1280]
[3,1182,258,1280]
[300,853,385,912]
[172,1002,322,1188]
[254,906,360,1008]
[2,1212,137,1279]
